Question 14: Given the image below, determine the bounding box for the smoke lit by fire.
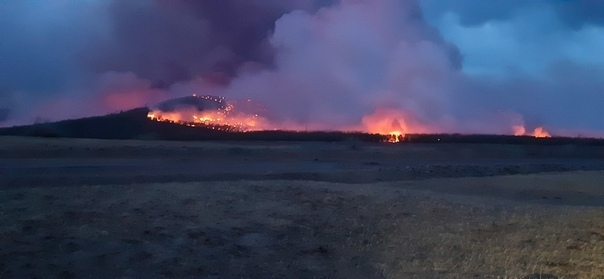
[2,1,604,138]
[148,95,557,142]
[512,125,552,138]
[147,95,434,142]
[360,108,433,143]
[512,125,526,136]
[532,127,551,138]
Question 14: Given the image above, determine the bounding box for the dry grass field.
[1,136,604,278]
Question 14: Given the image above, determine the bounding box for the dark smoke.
[0,0,335,124]
[90,0,337,86]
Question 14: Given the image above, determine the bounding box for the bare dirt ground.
[1,136,604,279]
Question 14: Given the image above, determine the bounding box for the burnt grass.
[1,107,604,145]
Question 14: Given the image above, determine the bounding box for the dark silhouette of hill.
[0,108,384,142]
[0,108,165,140]
[1,108,604,145]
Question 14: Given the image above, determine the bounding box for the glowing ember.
[148,97,429,143]
[147,95,270,132]
[151,95,552,142]
[148,95,439,142]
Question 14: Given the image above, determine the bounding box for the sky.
[0,0,603,137]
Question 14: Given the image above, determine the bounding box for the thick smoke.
[0,0,333,125]
[91,0,336,87]
[1,0,603,137]
[219,0,460,131]
[217,0,604,136]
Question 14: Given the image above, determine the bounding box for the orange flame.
[150,96,554,142]
[148,95,436,142]
[532,127,551,138]
[147,100,271,132]
[512,125,552,138]
[152,94,565,142]
[360,108,431,143]
[512,125,526,136]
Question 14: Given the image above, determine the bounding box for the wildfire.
[149,95,558,143]
[532,127,551,138]
[360,108,431,143]
[512,125,552,138]
[147,95,270,132]
[512,125,526,136]
[148,97,427,142]
[387,131,403,143]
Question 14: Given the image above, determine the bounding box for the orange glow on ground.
[147,94,445,143]
[147,95,274,132]
[532,127,551,138]
[148,104,431,142]
[387,132,402,143]
[150,95,576,142]
[150,97,556,142]
[360,108,432,143]
[148,108,271,132]
[513,125,552,138]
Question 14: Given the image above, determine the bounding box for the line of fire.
[147,94,552,144]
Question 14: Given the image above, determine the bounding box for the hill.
[1,108,604,145]
[0,108,384,142]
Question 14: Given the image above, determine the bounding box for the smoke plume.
[1,0,603,137]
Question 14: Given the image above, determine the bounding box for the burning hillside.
[147,95,418,142]
[147,95,271,132]
[147,95,557,143]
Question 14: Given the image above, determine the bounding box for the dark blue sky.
[1,0,603,136]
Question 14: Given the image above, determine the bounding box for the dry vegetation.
[2,177,604,278]
[2,137,604,278]
[371,194,604,279]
